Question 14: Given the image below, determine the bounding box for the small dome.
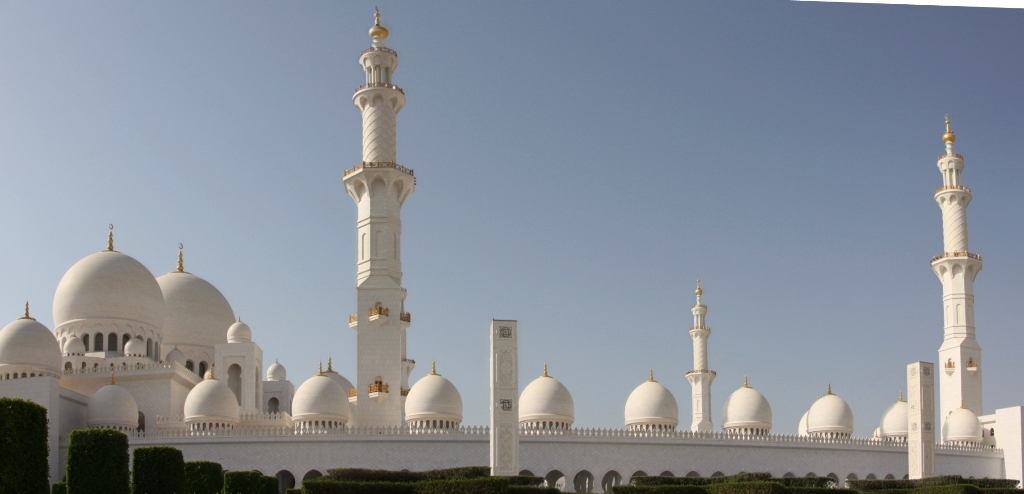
[184,373,240,426]
[0,314,61,375]
[124,337,147,358]
[157,270,234,352]
[406,364,463,427]
[878,395,909,439]
[624,373,678,430]
[87,383,139,429]
[226,320,251,343]
[805,386,854,437]
[722,379,772,433]
[165,347,186,365]
[267,360,287,381]
[798,411,809,436]
[369,10,388,39]
[63,333,86,356]
[292,373,350,425]
[53,250,165,335]
[519,366,574,428]
[943,406,983,444]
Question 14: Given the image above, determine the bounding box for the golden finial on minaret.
[648,369,655,382]
[107,224,114,251]
[176,243,184,272]
[110,370,116,385]
[943,114,956,144]
[209,365,216,380]
[695,277,703,297]
[431,361,437,375]
[827,383,833,395]
[542,363,549,377]
[327,357,333,372]
[20,301,32,320]
[744,375,750,388]
[369,7,389,39]
[899,390,904,402]
[318,361,323,376]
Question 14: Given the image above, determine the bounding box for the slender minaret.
[343,9,416,428]
[931,116,982,435]
[686,279,715,431]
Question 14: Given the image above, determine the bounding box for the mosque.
[0,12,1020,494]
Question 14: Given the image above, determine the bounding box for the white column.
[687,280,715,432]
[907,362,936,479]
[490,320,520,476]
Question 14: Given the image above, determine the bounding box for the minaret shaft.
[687,281,715,432]
[931,118,982,437]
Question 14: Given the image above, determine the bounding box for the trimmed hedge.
[849,477,1019,492]
[301,476,553,494]
[980,490,1024,494]
[132,446,184,494]
[630,474,834,489]
[66,428,130,494]
[775,478,837,489]
[706,481,789,494]
[285,490,302,494]
[183,461,223,494]
[612,486,711,494]
[262,475,279,494]
[0,398,50,494]
[507,486,560,494]
[788,488,856,494]
[224,471,267,494]
[50,483,67,494]
[324,467,492,483]
[912,486,983,494]
[301,480,416,494]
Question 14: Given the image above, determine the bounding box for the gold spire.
[176,243,184,272]
[943,114,956,144]
[110,370,116,385]
[542,363,549,377]
[431,361,437,375]
[960,399,965,409]
[743,375,749,388]
[318,361,323,376]
[648,369,655,382]
[826,383,833,395]
[327,357,334,372]
[19,301,33,320]
[369,7,389,39]
[209,365,216,380]
[899,390,904,402]
[695,277,703,297]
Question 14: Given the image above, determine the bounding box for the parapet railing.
[939,153,964,160]
[931,251,983,263]
[62,361,196,378]
[354,82,404,94]
[361,46,398,57]
[344,161,415,178]
[935,185,971,194]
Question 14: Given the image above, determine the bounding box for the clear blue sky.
[1,2,1022,434]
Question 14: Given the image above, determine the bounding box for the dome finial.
[899,390,904,402]
[318,361,323,376]
[744,375,749,388]
[209,364,216,380]
[943,114,956,144]
[542,363,549,377]
[19,301,33,320]
[327,357,333,372]
[695,277,703,297]
[176,243,184,272]
[369,7,389,39]
[431,361,437,375]
[110,369,116,385]
[107,224,114,251]
[648,369,655,382]
[826,382,833,395]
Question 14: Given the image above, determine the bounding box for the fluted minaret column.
[931,116,982,437]
[343,10,416,428]
[686,279,715,432]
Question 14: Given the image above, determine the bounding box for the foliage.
[223,471,267,494]
[262,475,279,494]
[787,488,855,494]
[300,480,417,494]
[66,428,130,494]
[850,477,1018,492]
[50,483,67,494]
[285,490,303,494]
[0,398,50,494]
[132,446,184,494]
[612,486,712,494]
[705,481,789,494]
[774,478,836,489]
[506,486,560,494]
[301,476,553,494]
[910,485,983,494]
[183,461,223,494]
[324,467,491,483]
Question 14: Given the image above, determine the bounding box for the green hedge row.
[0,397,50,494]
[630,474,834,489]
[132,446,184,494]
[302,476,552,494]
[849,477,1019,492]
[223,471,277,494]
[184,461,223,494]
[66,428,130,494]
[612,486,711,494]
[50,483,67,494]
[324,467,492,483]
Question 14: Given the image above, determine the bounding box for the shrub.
[705,481,788,494]
[50,483,67,494]
[788,488,856,494]
[262,475,279,494]
[132,446,184,494]
[775,478,836,489]
[981,490,1023,494]
[184,461,223,494]
[0,398,50,494]
[300,479,416,494]
[911,486,983,494]
[506,476,545,487]
[612,486,710,493]
[224,471,267,494]
[285,490,302,494]
[324,467,492,483]
[66,428,129,494]
[507,486,561,494]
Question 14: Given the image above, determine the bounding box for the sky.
[0,1,1022,434]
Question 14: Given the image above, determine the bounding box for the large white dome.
[519,366,574,428]
[624,373,678,431]
[722,379,772,433]
[87,382,139,429]
[53,250,165,334]
[805,386,854,436]
[292,373,350,425]
[943,406,983,444]
[156,270,234,351]
[184,373,240,427]
[0,313,61,376]
[878,395,908,439]
[405,364,463,428]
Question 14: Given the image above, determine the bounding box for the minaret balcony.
[944,360,956,376]
[688,326,710,333]
[348,314,358,329]
[939,152,964,160]
[931,251,982,263]
[354,82,404,95]
[966,358,978,372]
[360,46,398,57]
[368,383,390,402]
[344,161,415,179]
[935,185,971,195]
[685,369,717,376]
[369,306,389,325]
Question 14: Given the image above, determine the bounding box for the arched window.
[82,334,90,351]
[276,471,295,492]
[138,412,146,432]
[122,334,131,350]
[185,360,195,372]
[94,333,104,352]
[64,362,72,372]
[154,342,160,361]
[108,334,118,354]
[601,471,622,492]
[198,362,208,377]
[268,397,280,413]
[147,338,153,357]
[573,470,594,492]
[228,364,242,405]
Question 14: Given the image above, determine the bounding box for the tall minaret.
[686,279,715,431]
[343,9,416,428]
[931,116,983,434]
